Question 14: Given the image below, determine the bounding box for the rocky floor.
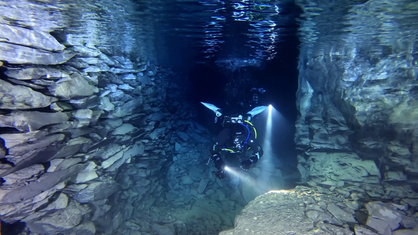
[220,186,418,235]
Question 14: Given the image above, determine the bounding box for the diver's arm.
[209,129,231,178]
[210,150,226,179]
[240,142,263,170]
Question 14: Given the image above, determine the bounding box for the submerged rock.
[327,203,356,224]
[0,80,58,109]
[73,222,96,235]
[1,164,44,186]
[0,42,73,65]
[365,201,405,235]
[49,72,98,99]
[307,152,381,184]
[0,23,64,51]
[112,123,137,135]
[0,163,87,204]
[73,180,120,203]
[69,96,100,109]
[100,96,115,111]
[152,223,175,235]
[102,150,125,169]
[25,200,91,234]
[67,46,101,57]
[74,161,98,184]
[107,100,143,118]
[4,66,71,80]
[220,189,353,235]
[0,111,69,132]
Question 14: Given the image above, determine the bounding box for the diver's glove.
[213,170,226,179]
[211,154,224,170]
[240,160,252,171]
[240,154,259,171]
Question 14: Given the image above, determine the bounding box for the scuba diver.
[201,102,267,179]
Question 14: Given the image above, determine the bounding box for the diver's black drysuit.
[210,115,264,179]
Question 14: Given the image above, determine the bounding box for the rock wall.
[0,1,265,235]
[294,0,418,205]
[0,0,166,234]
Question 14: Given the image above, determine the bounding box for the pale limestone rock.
[385,171,407,181]
[49,72,97,99]
[47,159,65,172]
[181,175,193,185]
[4,66,70,80]
[32,181,66,205]
[125,221,140,230]
[354,225,379,235]
[99,53,116,66]
[83,66,101,73]
[74,171,98,184]
[109,67,137,74]
[122,73,136,80]
[112,123,137,135]
[100,96,115,111]
[54,158,82,171]
[393,230,418,235]
[73,222,96,235]
[8,133,65,157]
[103,118,123,129]
[102,150,125,169]
[106,100,142,118]
[67,46,101,57]
[44,193,69,210]
[0,131,41,148]
[74,161,98,183]
[366,201,403,235]
[327,203,357,223]
[1,164,87,204]
[100,90,112,97]
[78,57,99,64]
[74,109,93,120]
[118,84,134,90]
[0,111,69,132]
[73,180,119,203]
[308,152,381,183]
[1,164,44,185]
[152,223,175,235]
[197,179,209,194]
[106,142,144,172]
[0,23,64,51]
[26,200,91,234]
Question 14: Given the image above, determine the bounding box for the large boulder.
[220,188,353,235]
